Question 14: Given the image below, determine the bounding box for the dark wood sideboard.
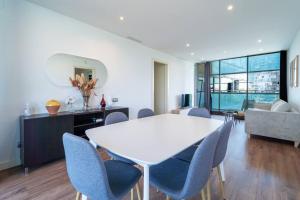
[20,106,129,171]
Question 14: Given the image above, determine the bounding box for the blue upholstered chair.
[149,129,220,199]
[105,112,136,165]
[173,145,198,163]
[212,120,233,199]
[173,120,233,199]
[63,133,142,200]
[105,112,128,125]
[188,108,211,118]
[173,108,212,162]
[213,120,233,168]
[137,108,155,118]
[174,120,233,164]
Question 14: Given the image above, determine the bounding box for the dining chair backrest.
[180,129,220,199]
[213,120,233,167]
[63,133,114,200]
[105,112,128,125]
[187,108,211,118]
[137,108,155,118]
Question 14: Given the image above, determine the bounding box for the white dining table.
[85,113,224,200]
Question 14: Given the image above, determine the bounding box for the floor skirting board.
[0,159,20,171]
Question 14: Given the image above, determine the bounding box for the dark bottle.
[100,94,106,108]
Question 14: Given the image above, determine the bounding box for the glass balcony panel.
[211,93,219,111]
[220,93,246,111]
[248,94,279,104]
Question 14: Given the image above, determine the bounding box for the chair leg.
[217,166,225,199]
[200,189,206,200]
[131,189,134,200]
[75,192,81,200]
[166,195,171,200]
[206,178,211,200]
[135,184,141,200]
[219,162,226,182]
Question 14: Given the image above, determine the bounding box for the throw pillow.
[270,99,281,111]
[272,100,291,112]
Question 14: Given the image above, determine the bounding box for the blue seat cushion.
[105,160,141,198]
[150,158,189,196]
[174,145,197,163]
[107,150,136,165]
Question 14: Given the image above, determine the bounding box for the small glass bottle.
[100,94,106,108]
[24,103,31,116]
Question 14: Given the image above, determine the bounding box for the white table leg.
[220,162,225,182]
[143,164,150,200]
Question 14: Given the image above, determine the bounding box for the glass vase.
[83,95,90,110]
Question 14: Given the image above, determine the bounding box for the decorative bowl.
[46,100,61,115]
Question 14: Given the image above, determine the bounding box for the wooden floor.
[1,120,300,200]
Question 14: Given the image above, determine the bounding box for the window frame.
[209,51,282,112]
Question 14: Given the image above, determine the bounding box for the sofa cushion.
[270,99,281,111]
[271,100,291,112]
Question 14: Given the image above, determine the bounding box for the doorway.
[153,61,168,114]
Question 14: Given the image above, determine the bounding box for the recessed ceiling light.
[227,5,234,11]
[119,16,124,21]
[258,39,262,43]
[186,43,190,47]
[191,52,195,56]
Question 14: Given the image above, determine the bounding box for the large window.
[210,52,281,111]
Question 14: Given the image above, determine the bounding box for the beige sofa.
[245,101,300,148]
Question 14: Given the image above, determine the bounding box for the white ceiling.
[27,0,300,62]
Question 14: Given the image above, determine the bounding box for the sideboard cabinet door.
[21,115,74,168]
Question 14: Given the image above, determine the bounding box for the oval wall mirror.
[46,53,108,88]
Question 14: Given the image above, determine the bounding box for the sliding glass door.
[209,52,282,112]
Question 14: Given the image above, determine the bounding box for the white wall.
[288,29,300,111]
[0,0,194,170]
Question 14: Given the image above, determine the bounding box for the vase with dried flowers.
[69,74,97,110]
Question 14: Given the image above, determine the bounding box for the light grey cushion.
[270,99,281,111]
[271,100,291,112]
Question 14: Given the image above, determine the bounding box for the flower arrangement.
[69,74,97,109]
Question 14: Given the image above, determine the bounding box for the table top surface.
[86,113,223,165]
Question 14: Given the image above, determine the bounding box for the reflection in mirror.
[46,53,108,88]
[74,67,94,81]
